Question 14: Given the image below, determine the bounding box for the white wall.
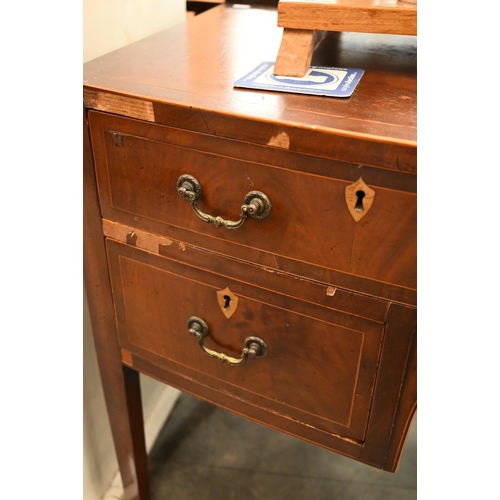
[84,0,186,63]
[83,2,185,499]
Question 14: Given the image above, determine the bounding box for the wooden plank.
[361,302,417,471]
[102,219,390,321]
[84,88,155,122]
[274,29,326,77]
[384,328,417,470]
[278,0,417,36]
[83,108,150,500]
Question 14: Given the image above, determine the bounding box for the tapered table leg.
[84,105,150,499]
[95,355,150,500]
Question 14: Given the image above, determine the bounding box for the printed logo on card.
[234,62,364,98]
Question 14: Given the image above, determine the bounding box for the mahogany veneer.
[84,5,416,500]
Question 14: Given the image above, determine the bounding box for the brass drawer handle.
[187,316,268,366]
[177,174,272,230]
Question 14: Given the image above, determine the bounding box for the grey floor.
[148,393,417,499]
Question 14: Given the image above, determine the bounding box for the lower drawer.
[106,239,385,443]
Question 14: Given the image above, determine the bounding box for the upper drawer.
[106,239,386,443]
[89,111,416,301]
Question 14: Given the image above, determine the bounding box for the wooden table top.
[84,4,416,148]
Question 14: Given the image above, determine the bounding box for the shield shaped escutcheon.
[216,287,239,319]
[345,177,376,222]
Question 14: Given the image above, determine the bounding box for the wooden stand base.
[274,29,327,78]
[274,0,417,77]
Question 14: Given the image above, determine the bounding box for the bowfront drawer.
[90,111,416,301]
[106,239,386,443]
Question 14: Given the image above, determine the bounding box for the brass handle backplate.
[177,174,272,230]
[187,316,268,366]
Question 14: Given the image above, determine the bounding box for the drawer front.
[107,239,385,442]
[90,111,416,294]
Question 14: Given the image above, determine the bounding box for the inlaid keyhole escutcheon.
[354,190,365,212]
[345,178,376,222]
[217,287,239,319]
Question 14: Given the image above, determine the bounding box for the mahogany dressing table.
[83,5,416,499]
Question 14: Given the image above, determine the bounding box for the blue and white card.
[234,62,364,98]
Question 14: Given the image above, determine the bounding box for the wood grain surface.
[84,4,416,151]
[89,110,416,297]
[278,0,417,35]
[83,4,417,487]
[84,109,150,499]
[110,276,416,472]
[274,28,326,77]
[107,239,385,441]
